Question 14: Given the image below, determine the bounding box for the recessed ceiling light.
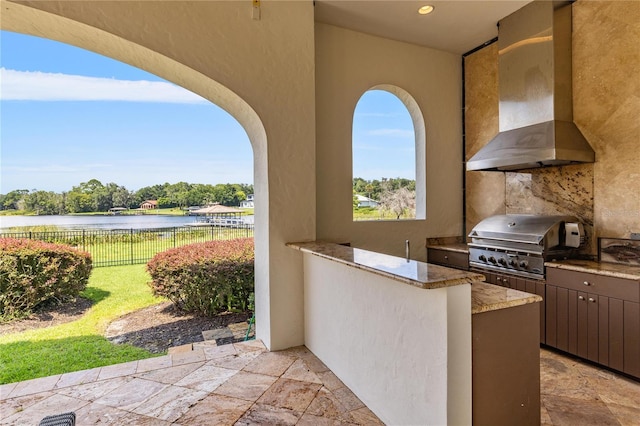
[418,5,435,15]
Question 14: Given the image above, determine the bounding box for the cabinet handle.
[444,255,448,260]
[503,279,509,284]
[583,281,591,286]
[578,295,585,301]
[589,297,596,303]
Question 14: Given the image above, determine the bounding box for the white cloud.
[367,128,414,138]
[0,68,208,103]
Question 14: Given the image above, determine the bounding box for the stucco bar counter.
[287,241,485,425]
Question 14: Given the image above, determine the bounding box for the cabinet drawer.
[547,268,639,302]
[428,248,469,270]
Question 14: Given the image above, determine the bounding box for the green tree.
[1,189,29,210]
[23,191,64,215]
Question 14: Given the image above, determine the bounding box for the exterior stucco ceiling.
[314,0,532,54]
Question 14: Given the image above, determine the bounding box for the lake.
[0,214,222,230]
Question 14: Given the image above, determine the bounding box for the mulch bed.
[1,299,251,354]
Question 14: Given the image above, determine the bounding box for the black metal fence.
[0,225,254,268]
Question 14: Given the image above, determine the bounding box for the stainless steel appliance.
[466,1,595,171]
[468,214,585,280]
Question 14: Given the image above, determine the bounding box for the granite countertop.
[426,243,469,254]
[545,259,640,281]
[471,282,543,314]
[287,241,484,290]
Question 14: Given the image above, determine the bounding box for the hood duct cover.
[467,0,595,172]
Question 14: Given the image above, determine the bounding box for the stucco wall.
[464,0,640,249]
[1,0,316,350]
[303,253,472,425]
[315,23,463,261]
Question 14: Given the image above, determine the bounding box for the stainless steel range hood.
[466,0,595,172]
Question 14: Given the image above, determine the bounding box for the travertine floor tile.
[97,360,138,381]
[56,376,132,402]
[7,374,61,398]
[213,371,277,401]
[304,386,351,421]
[132,384,208,422]
[349,406,385,425]
[174,365,237,393]
[0,382,17,400]
[332,386,365,411]
[606,402,640,426]
[135,361,204,385]
[74,401,131,425]
[171,347,206,366]
[118,411,173,425]
[243,351,296,377]
[235,402,301,426]
[2,393,88,426]
[208,349,262,370]
[543,394,619,426]
[282,358,323,384]
[539,356,599,401]
[93,377,167,411]
[55,367,100,389]
[317,370,346,391]
[194,341,237,360]
[0,391,53,420]
[297,412,354,425]
[233,339,267,353]
[176,393,252,425]
[257,377,322,412]
[136,355,172,373]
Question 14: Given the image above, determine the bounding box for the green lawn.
[0,264,165,384]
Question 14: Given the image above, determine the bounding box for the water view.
[0,214,212,230]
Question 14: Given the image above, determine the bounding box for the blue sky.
[1,30,415,194]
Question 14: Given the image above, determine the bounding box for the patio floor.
[1,340,639,425]
[0,340,382,425]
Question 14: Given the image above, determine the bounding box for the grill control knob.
[488,256,497,264]
[479,255,487,262]
[498,258,507,266]
[519,260,528,268]
[509,259,518,267]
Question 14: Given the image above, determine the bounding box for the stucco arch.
[358,84,427,219]
[0,0,289,348]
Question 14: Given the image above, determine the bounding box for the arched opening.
[0,2,273,346]
[352,85,426,221]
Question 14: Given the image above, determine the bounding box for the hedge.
[0,238,93,320]
[147,237,254,316]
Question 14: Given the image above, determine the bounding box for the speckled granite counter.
[287,241,484,289]
[426,243,469,254]
[545,259,640,280]
[471,282,543,314]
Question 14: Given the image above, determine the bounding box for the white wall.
[315,23,463,261]
[303,253,472,425]
[1,0,316,350]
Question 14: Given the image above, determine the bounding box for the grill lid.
[468,214,578,248]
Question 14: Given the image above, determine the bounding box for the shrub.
[0,238,93,321]
[147,237,254,316]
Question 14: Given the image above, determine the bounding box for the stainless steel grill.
[468,214,584,280]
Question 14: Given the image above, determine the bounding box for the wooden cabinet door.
[624,301,640,377]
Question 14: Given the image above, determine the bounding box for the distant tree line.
[0,179,253,215]
[352,177,415,201]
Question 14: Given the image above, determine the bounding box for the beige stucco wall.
[315,23,463,261]
[1,0,316,350]
[464,0,640,250]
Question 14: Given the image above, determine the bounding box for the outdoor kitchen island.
[287,241,542,426]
